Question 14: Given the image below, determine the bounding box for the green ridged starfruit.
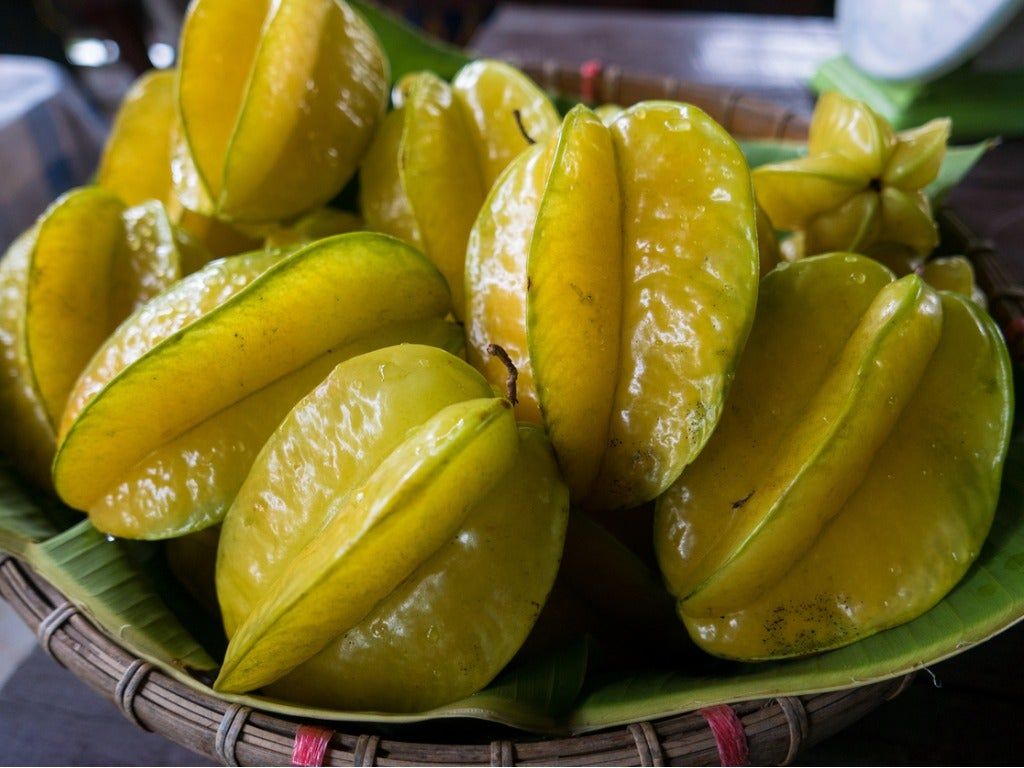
[53,233,455,539]
[215,345,569,711]
[465,102,759,510]
[753,93,949,265]
[360,59,560,318]
[655,253,1013,660]
[0,188,202,489]
[176,0,388,223]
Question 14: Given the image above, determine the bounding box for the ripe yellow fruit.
[465,102,759,510]
[216,346,569,710]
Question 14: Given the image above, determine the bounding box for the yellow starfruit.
[754,93,949,265]
[0,188,199,488]
[53,234,454,538]
[465,102,759,510]
[360,59,560,319]
[655,253,1013,659]
[215,345,569,710]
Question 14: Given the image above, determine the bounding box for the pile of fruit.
[0,0,1013,714]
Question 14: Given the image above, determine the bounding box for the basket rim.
[0,552,912,766]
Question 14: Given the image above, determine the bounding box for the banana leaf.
[348,0,470,84]
[567,422,1024,731]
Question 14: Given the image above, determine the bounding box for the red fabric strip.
[291,724,333,767]
[700,705,749,766]
[579,59,602,103]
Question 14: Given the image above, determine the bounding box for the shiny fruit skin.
[655,253,1012,659]
[466,101,759,510]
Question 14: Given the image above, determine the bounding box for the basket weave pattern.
[0,553,913,766]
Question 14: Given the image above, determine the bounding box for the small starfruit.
[655,253,1013,660]
[465,102,758,510]
[215,345,569,711]
[0,188,201,488]
[98,68,263,257]
[920,256,986,307]
[176,0,388,223]
[360,59,560,318]
[754,93,949,263]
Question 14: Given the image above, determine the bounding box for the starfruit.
[360,59,560,318]
[98,68,262,257]
[655,253,1013,660]
[465,102,758,510]
[215,345,569,711]
[176,0,388,223]
[756,204,782,275]
[524,512,689,664]
[0,188,201,488]
[263,208,362,249]
[753,93,949,264]
[920,256,986,307]
[53,233,455,538]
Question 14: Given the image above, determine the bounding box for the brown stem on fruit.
[487,343,519,405]
[513,109,536,145]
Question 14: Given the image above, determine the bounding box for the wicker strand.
[541,59,558,92]
[886,673,916,700]
[774,697,809,766]
[352,734,380,767]
[700,705,750,766]
[628,721,665,766]
[489,739,514,766]
[602,64,623,104]
[36,602,76,662]
[720,88,744,135]
[114,659,153,730]
[215,704,251,767]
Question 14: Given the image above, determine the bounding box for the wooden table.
[2,6,1023,766]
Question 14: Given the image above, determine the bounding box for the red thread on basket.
[580,59,602,103]
[291,725,333,766]
[700,705,749,766]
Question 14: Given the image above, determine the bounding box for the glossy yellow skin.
[263,209,362,249]
[920,256,986,307]
[360,60,559,320]
[756,205,781,275]
[97,70,176,206]
[0,190,189,488]
[97,68,258,258]
[753,93,948,260]
[216,346,568,710]
[54,233,450,517]
[177,0,388,223]
[655,253,1013,659]
[0,231,53,490]
[89,319,462,539]
[466,102,759,510]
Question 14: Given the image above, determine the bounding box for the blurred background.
[0,0,834,117]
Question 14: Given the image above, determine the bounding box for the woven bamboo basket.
[1,60,1022,767]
